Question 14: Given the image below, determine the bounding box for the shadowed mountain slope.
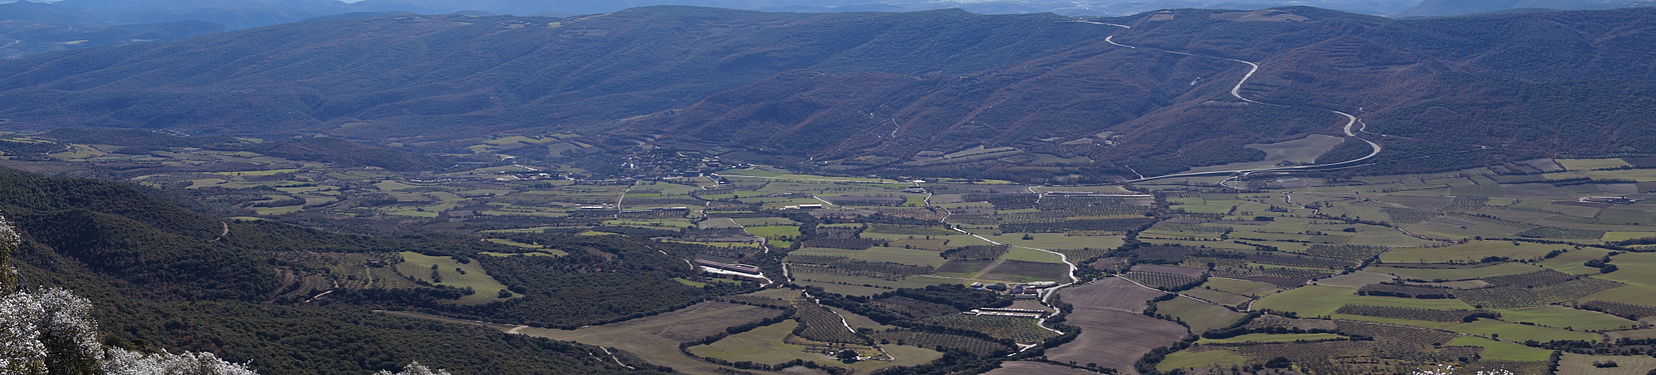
[0,6,1650,179]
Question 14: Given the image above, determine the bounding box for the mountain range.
[4,0,1651,64]
[6,0,1653,29]
[1400,0,1656,17]
[0,6,1650,180]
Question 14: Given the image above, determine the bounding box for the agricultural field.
[917,314,1057,344]
[1558,353,1656,375]
[985,361,1104,375]
[1044,278,1188,373]
[1198,333,1348,344]
[394,252,516,305]
[514,300,789,374]
[1154,296,1245,333]
[9,130,1656,375]
[1379,241,1569,264]
[1156,349,1250,372]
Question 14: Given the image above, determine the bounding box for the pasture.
[394,252,515,305]
[1379,241,1568,263]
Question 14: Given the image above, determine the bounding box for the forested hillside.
[0,6,1649,181]
[0,167,696,374]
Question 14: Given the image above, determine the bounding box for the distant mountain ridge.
[5,0,1653,61]
[0,1,222,59]
[0,6,1650,181]
[1400,0,1656,17]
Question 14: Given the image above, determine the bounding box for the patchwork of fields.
[5,133,1656,375]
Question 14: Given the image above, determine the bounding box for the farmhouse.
[1582,196,1638,204]
[694,258,762,274]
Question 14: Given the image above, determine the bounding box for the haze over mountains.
[1401,0,1656,17]
[4,0,1651,60]
[0,6,1651,181]
[5,0,1653,29]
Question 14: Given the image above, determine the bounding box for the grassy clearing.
[1313,271,1395,288]
[484,238,568,256]
[1558,353,1656,375]
[674,278,710,288]
[793,280,894,296]
[1157,349,1250,372]
[1370,263,1543,281]
[1202,278,1281,297]
[1594,253,1656,287]
[731,217,798,226]
[1244,134,1346,164]
[1556,158,1631,171]
[1156,297,1245,333]
[1446,336,1553,362]
[688,320,814,364]
[1198,333,1346,344]
[688,319,941,372]
[746,225,800,247]
[1495,306,1640,331]
[1450,319,1601,343]
[1380,241,1568,263]
[480,251,556,258]
[1255,285,1473,317]
[984,233,1124,251]
[1583,284,1656,307]
[830,306,895,332]
[1539,248,1617,275]
[208,168,300,176]
[394,252,514,305]
[1002,246,1065,263]
[515,300,787,374]
[791,246,946,267]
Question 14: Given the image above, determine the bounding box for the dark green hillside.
[0,168,223,237]
[0,167,711,374]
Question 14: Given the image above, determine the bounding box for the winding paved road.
[1078,21,1386,184]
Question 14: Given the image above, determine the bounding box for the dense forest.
[0,167,692,374]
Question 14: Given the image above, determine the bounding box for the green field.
[1539,248,1617,275]
[484,238,568,256]
[1157,349,1250,372]
[1380,241,1569,263]
[1447,336,1553,362]
[1558,353,1656,375]
[1556,158,1631,171]
[984,233,1125,251]
[1002,246,1065,263]
[1201,277,1281,297]
[745,225,800,247]
[1495,306,1639,331]
[791,246,946,267]
[1255,285,1474,317]
[1156,297,1244,333]
[1198,333,1347,344]
[394,252,515,305]
[1450,319,1601,343]
[1369,262,1544,281]
[688,319,942,372]
[689,320,817,364]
